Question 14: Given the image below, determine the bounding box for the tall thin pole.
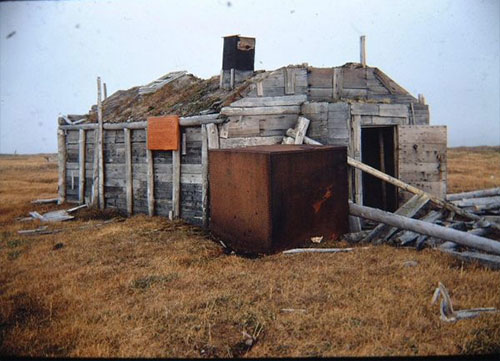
[360,35,366,67]
[97,77,104,209]
[103,82,108,100]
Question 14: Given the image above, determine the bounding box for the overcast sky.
[0,0,499,153]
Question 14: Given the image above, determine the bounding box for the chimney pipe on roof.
[220,35,255,89]
[360,35,366,67]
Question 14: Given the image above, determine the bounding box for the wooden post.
[352,115,362,204]
[256,81,264,96]
[103,82,108,100]
[78,129,86,204]
[349,202,500,256]
[333,67,343,99]
[410,103,416,125]
[230,68,235,89]
[206,123,220,149]
[332,68,338,100]
[284,68,295,95]
[201,124,209,228]
[124,128,133,215]
[181,133,187,155]
[147,149,154,216]
[172,149,181,219]
[57,129,67,205]
[97,77,104,209]
[219,69,224,89]
[294,116,311,144]
[360,35,366,67]
[91,130,99,206]
[378,130,387,210]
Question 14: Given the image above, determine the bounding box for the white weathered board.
[219,136,283,149]
[230,95,307,107]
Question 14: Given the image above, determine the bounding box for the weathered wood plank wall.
[63,124,205,225]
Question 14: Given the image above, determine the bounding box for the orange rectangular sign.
[147,115,180,151]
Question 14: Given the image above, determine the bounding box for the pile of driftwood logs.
[283,117,500,270]
[348,186,500,270]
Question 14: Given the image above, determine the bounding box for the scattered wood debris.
[280,308,307,313]
[31,197,58,204]
[431,282,499,322]
[29,210,74,222]
[310,236,323,244]
[17,218,121,237]
[283,248,357,254]
[17,226,49,235]
[403,260,418,267]
[242,323,263,347]
[26,204,88,222]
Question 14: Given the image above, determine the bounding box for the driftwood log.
[283,248,357,254]
[431,282,498,322]
[452,196,500,208]
[446,187,500,201]
[347,157,500,232]
[349,202,500,256]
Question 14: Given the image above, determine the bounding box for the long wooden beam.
[349,202,500,256]
[446,187,500,201]
[347,157,500,232]
[58,114,223,130]
[220,105,300,116]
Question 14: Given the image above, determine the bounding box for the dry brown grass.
[1,149,500,358]
[447,146,500,194]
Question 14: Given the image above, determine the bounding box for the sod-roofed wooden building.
[57,35,447,226]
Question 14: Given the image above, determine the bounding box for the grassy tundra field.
[1,147,499,357]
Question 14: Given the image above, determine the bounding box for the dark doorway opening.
[361,126,398,212]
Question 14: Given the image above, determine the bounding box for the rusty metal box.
[209,144,349,254]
